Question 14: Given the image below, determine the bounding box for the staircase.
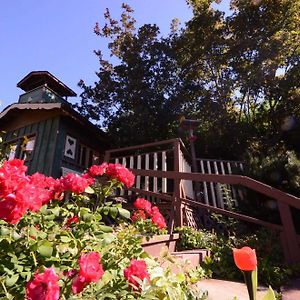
[104,138,300,264]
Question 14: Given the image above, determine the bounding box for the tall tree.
[76,4,189,147]
[77,0,300,159]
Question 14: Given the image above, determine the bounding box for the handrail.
[129,169,300,210]
[127,168,300,263]
[181,198,283,231]
[105,138,181,155]
[104,138,192,162]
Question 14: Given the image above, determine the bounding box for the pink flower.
[88,163,108,177]
[124,259,150,288]
[133,198,152,215]
[106,163,135,187]
[0,194,27,224]
[26,268,60,300]
[72,252,104,294]
[60,173,91,194]
[151,210,167,229]
[0,159,28,198]
[131,210,146,222]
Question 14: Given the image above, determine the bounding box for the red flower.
[131,210,146,222]
[72,252,104,294]
[65,215,79,227]
[0,159,28,198]
[0,194,27,224]
[26,268,60,300]
[133,198,152,215]
[106,163,135,187]
[232,246,257,271]
[60,173,91,194]
[124,259,150,288]
[88,163,108,177]
[151,208,167,229]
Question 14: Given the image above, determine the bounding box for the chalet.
[0,71,108,178]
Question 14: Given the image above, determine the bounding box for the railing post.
[278,201,300,264]
[173,140,182,228]
[104,150,110,163]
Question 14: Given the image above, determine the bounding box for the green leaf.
[37,241,53,257]
[109,207,118,219]
[261,286,276,300]
[85,186,94,194]
[60,236,72,243]
[118,207,131,219]
[1,226,10,236]
[98,225,113,233]
[5,274,19,287]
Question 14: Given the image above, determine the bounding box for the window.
[20,136,36,160]
[8,144,17,160]
[7,135,36,161]
[76,143,100,168]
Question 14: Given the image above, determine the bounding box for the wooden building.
[0,71,108,177]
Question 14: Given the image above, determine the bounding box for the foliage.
[76,1,300,160]
[175,226,217,251]
[176,226,295,289]
[244,145,300,196]
[0,160,206,299]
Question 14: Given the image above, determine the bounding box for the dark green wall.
[5,116,60,176]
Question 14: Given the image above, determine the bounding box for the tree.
[77,0,300,159]
[76,4,190,147]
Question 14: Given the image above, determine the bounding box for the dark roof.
[17,71,77,97]
[0,102,106,141]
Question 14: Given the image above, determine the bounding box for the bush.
[0,159,207,299]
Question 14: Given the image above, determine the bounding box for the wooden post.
[278,201,300,264]
[173,140,182,228]
[104,151,110,162]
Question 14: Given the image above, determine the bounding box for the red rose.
[151,209,167,229]
[26,268,60,300]
[72,252,104,294]
[60,173,91,194]
[0,194,27,224]
[131,210,146,222]
[133,198,152,215]
[0,159,28,198]
[232,246,257,271]
[106,163,135,187]
[65,215,79,227]
[88,163,108,177]
[124,259,150,288]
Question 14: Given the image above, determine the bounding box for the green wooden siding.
[4,116,60,177]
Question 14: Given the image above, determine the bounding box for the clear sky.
[0,0,229,109]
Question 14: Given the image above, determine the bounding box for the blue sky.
[0,0,229,109]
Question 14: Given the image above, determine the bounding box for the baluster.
[207,161,217,207]
[200,160,209,204]
[162,151,167,193]
[153,152,158,193]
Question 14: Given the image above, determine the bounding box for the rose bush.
[131,198,167,237]
[0,159,207,299]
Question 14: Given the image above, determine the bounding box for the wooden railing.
[104,139,192,200]
[105,139,300,264]
[130,168,300,264]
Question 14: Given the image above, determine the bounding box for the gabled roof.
[0,102,106,140]
[17,71,77,97]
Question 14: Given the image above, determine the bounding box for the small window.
[7,144,17,160]
[20,136,36,161]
